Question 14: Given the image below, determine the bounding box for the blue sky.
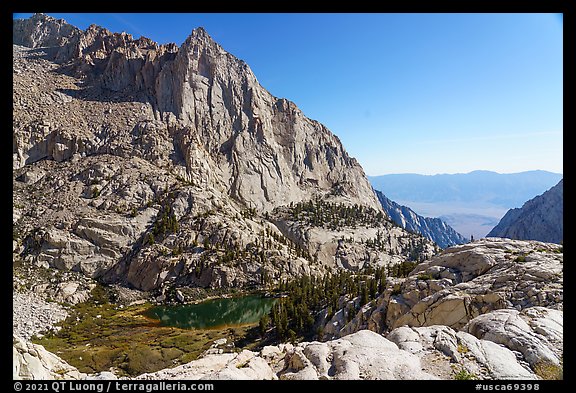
[13,13,563,176]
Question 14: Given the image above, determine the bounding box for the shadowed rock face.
[487,180,563,244]
[375,190,468,248]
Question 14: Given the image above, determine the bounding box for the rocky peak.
[189,26,214,42]
[13,13,80,49]
[85,23,110,35]
[13,14,394,293]
[150,24,381,212]
[487,179,563,244]
[12,15,381,213]
[179,27,234,65]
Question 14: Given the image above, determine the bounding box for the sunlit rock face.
[14,14,438,293]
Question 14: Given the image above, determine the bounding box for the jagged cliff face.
[487,180,563,244]
[13,14,436,292]
[375,190,468,248]
[154,27,380,211]
[13,13,80,50]
[13,14,378,212]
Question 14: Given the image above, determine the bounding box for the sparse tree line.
[140,197,323,281]
[142,192,432,268]
[285,198,386,229]
[259,261,419,343]
[143,191,180,246]
[401,236,429,262]
[139,193,430,303]
[340,230,431,262]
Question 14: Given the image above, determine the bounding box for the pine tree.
[360,283,369,306]
[288,329,297,344]
[259,314,269,337]
[279,307,288,339]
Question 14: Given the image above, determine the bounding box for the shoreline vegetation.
[30,264,394,376]
[31,285,259,377]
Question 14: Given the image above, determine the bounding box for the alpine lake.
[33,287,277,377]
[144,294,276,330]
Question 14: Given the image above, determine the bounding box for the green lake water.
[143,294,276,330]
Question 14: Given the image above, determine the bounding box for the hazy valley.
[369,170,562,239]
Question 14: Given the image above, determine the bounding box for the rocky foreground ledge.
[13,309,561,380]
[13,239,563,380]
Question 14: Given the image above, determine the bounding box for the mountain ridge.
[369,169,562,239]
[13,13,438,294]
[487,179,563,244]
[375,190,468,248]
[29,13,377,213]
[369,170,562,207]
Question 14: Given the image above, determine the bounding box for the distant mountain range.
[375,190,468,248]
[369,170,562,207]
[487,180,563,244]
[369,170,562,239]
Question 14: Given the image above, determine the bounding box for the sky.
[13,13,563,176]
